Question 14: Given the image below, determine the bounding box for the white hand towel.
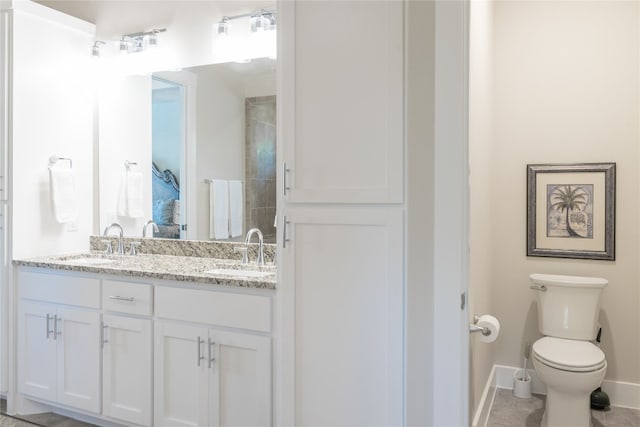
[117,171,144,218]
[228,180,243,238]
[49,167,78,223]
[209,179,230,239]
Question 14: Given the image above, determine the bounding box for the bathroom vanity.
[13,239,275,427]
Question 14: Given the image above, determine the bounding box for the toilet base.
[541,387,593,427]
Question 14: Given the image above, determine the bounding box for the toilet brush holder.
[513,370,532,398]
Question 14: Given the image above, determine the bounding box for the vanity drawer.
[102,280,153,316]
[20,270,100,308]
[155,287,272,333]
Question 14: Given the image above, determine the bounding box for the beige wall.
[471,0,640,390]
[469,0,495,413]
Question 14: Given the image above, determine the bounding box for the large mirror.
[98,54,276,243]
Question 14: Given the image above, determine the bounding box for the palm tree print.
[550,185,588,238]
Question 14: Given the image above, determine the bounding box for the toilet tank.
[530,273,607,340]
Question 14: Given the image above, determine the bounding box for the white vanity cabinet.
[101,280,153,427]
[16,267,274,426]
[18,271,101,414]
[154,286,272,427]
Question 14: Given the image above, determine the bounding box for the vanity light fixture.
[250,15,269,32]
[119,28,167,54]
[119,38,129,53]
[216,9,276,35]
[217,17,230,36]
[91,40,106,57]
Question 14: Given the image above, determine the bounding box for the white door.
[210,330,271,427]
[103,315,152,426]
[154,321,209,427]
[280,0,404,204]
[56,308,101,413]
[18,301,56,402]
[280,207,404,426]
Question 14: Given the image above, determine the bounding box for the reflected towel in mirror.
[209,179,230,239]
[229,180,243,238]
[117,171,144,218]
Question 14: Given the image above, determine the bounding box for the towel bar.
[49,155,72,168]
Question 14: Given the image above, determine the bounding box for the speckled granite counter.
[89,235,276,263]
[13,252,276,290]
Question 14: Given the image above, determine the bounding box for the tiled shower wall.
[245,96,276,242]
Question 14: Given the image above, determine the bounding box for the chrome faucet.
[245,228,264,266]
[142,220,159,238]
[103,223,125,255]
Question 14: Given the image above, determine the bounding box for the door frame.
[432,0,470,425]
[153,70,197,240]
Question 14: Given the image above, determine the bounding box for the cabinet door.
[18,301,56,402]
[281,207,404,426]
[154,321,209,427]
[56,308,101,413]
[103,315,152,426]
[281,0,404,203]
[209,331,271,427]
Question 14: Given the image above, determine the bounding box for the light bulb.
[250,15,269,32]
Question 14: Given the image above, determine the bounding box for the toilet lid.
[533,337,606,372]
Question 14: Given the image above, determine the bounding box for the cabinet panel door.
[103,315,152,427]
[281,1,404,203]
[18,302,56,401]
[56,308,101,413]
[281,207,404,426]
[210,331,271,427]
[154,321,209,427]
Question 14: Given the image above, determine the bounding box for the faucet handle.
[129,242,142,256]
[234,246,249,264]
[101,240,113,255]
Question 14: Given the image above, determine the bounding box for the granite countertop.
[13,252,276,290]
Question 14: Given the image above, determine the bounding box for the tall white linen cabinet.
[278,1,409,425]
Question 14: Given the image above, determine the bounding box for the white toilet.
[530,273,608,427]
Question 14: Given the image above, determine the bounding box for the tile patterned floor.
[487,388,640,427]
[0,400,94,427]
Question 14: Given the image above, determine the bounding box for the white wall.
[477,0,640,386]
[194,67,244,240]
[10,1,95,258]
[98,75,152,237]
[192,64,275,241]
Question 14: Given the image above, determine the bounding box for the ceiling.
[34,0,275,39]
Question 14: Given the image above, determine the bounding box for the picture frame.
[527,163,616,260]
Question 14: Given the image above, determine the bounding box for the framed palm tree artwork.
[527,163,616,260]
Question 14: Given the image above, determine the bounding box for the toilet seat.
[533,337,606,373]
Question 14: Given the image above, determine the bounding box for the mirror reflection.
[99,58,276,243]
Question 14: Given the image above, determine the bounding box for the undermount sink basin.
[71,257,116,266]
[204,268,273,279]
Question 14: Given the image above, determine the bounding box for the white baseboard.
[472,364,640,427]
[601,379,640,410]
[471,365,497,427]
